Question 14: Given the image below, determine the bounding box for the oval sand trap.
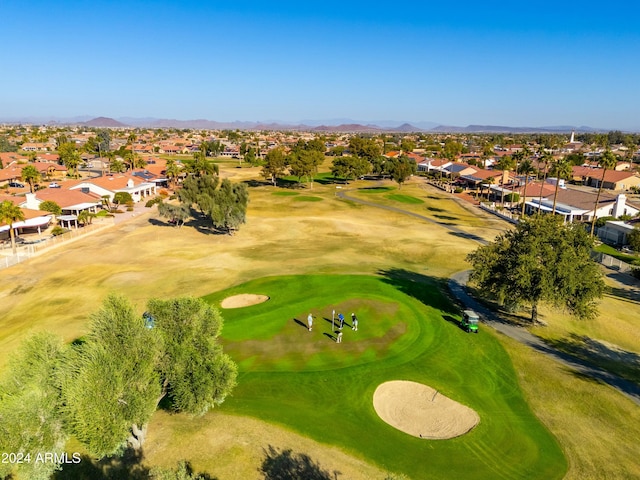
[221,294,269,309]
[373,380,479,439]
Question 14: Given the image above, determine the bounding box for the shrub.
[595,216,616,228]
[51,226,68,236]
[145,197,162,208]
[504,193,520,203]
[454,187,464,194]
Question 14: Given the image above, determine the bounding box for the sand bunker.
[220,294,269,309]
[373,380,479,439]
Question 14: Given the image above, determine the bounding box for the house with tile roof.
[0,152,26,167]
[442,162,478,178]
[586,169,640,191]
[21,190,102,216]
[21,142,55,152]
[418,158,451,173]
[0,195,53,239]
[69,173,157,203]
[524,188,639,222]
[0,166,25,185]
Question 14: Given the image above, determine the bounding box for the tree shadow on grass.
[377,268,458,315]
[148,212,226,236]
[259,445,340,480]
[53,449,216,480]
[434,214,459,221]
[543,333,640,385]
[183,212,226,236]
[148,218,174,228]
[314,176,344,185]
[52,448,149,480]
[244,179,271,187]
[447,231,488,244]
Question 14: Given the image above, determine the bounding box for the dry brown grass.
[502,332,640,480]
[0,175,478,364]
[144,410,388,480]
[2,164,640,478]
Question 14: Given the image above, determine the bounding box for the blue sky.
[2,0,639,130]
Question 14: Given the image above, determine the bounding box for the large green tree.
[262,147,287,186]
[198,179,249,234]
[330,155,370,181]
[0,333,67,480]
[288,150,323,188]
[146,297,237,415]
[349,136,381,160]
[62,295,162,457]
[178,174,249,233]
[387,155,417,189]
[0,294,237,474]
[467,215,605,323]
[57,142,82,178]
[158,201,191,227]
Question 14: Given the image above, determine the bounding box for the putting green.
[203,274,566,480]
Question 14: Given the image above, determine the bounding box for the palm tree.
[518,158,536,216]
[511,149,524,187]
[590,149,618,236]
[481,176,495,200]
[77,210,97,226]
[21,165,41,193]
[189,151,219,177]
[164,159,180,189]
[494,156,515,207]
[481,142,494,169]
[0,200,25,255]
[536,150,553,214]
[549,158,573,215]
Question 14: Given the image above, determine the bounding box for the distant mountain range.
[0,115,614,133]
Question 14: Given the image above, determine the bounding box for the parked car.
[8,181,25,188]
[49,182,61,188]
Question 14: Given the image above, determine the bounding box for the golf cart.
[461,309,479,333]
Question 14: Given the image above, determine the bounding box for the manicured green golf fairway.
[203,275,566,480]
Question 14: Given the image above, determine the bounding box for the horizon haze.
[1,0,639,130]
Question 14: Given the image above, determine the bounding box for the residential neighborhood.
[0,120,640,480]
[2,124,640,257]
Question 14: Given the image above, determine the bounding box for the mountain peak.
[83,117,128,127]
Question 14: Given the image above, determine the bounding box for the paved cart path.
[338,185,640,406]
